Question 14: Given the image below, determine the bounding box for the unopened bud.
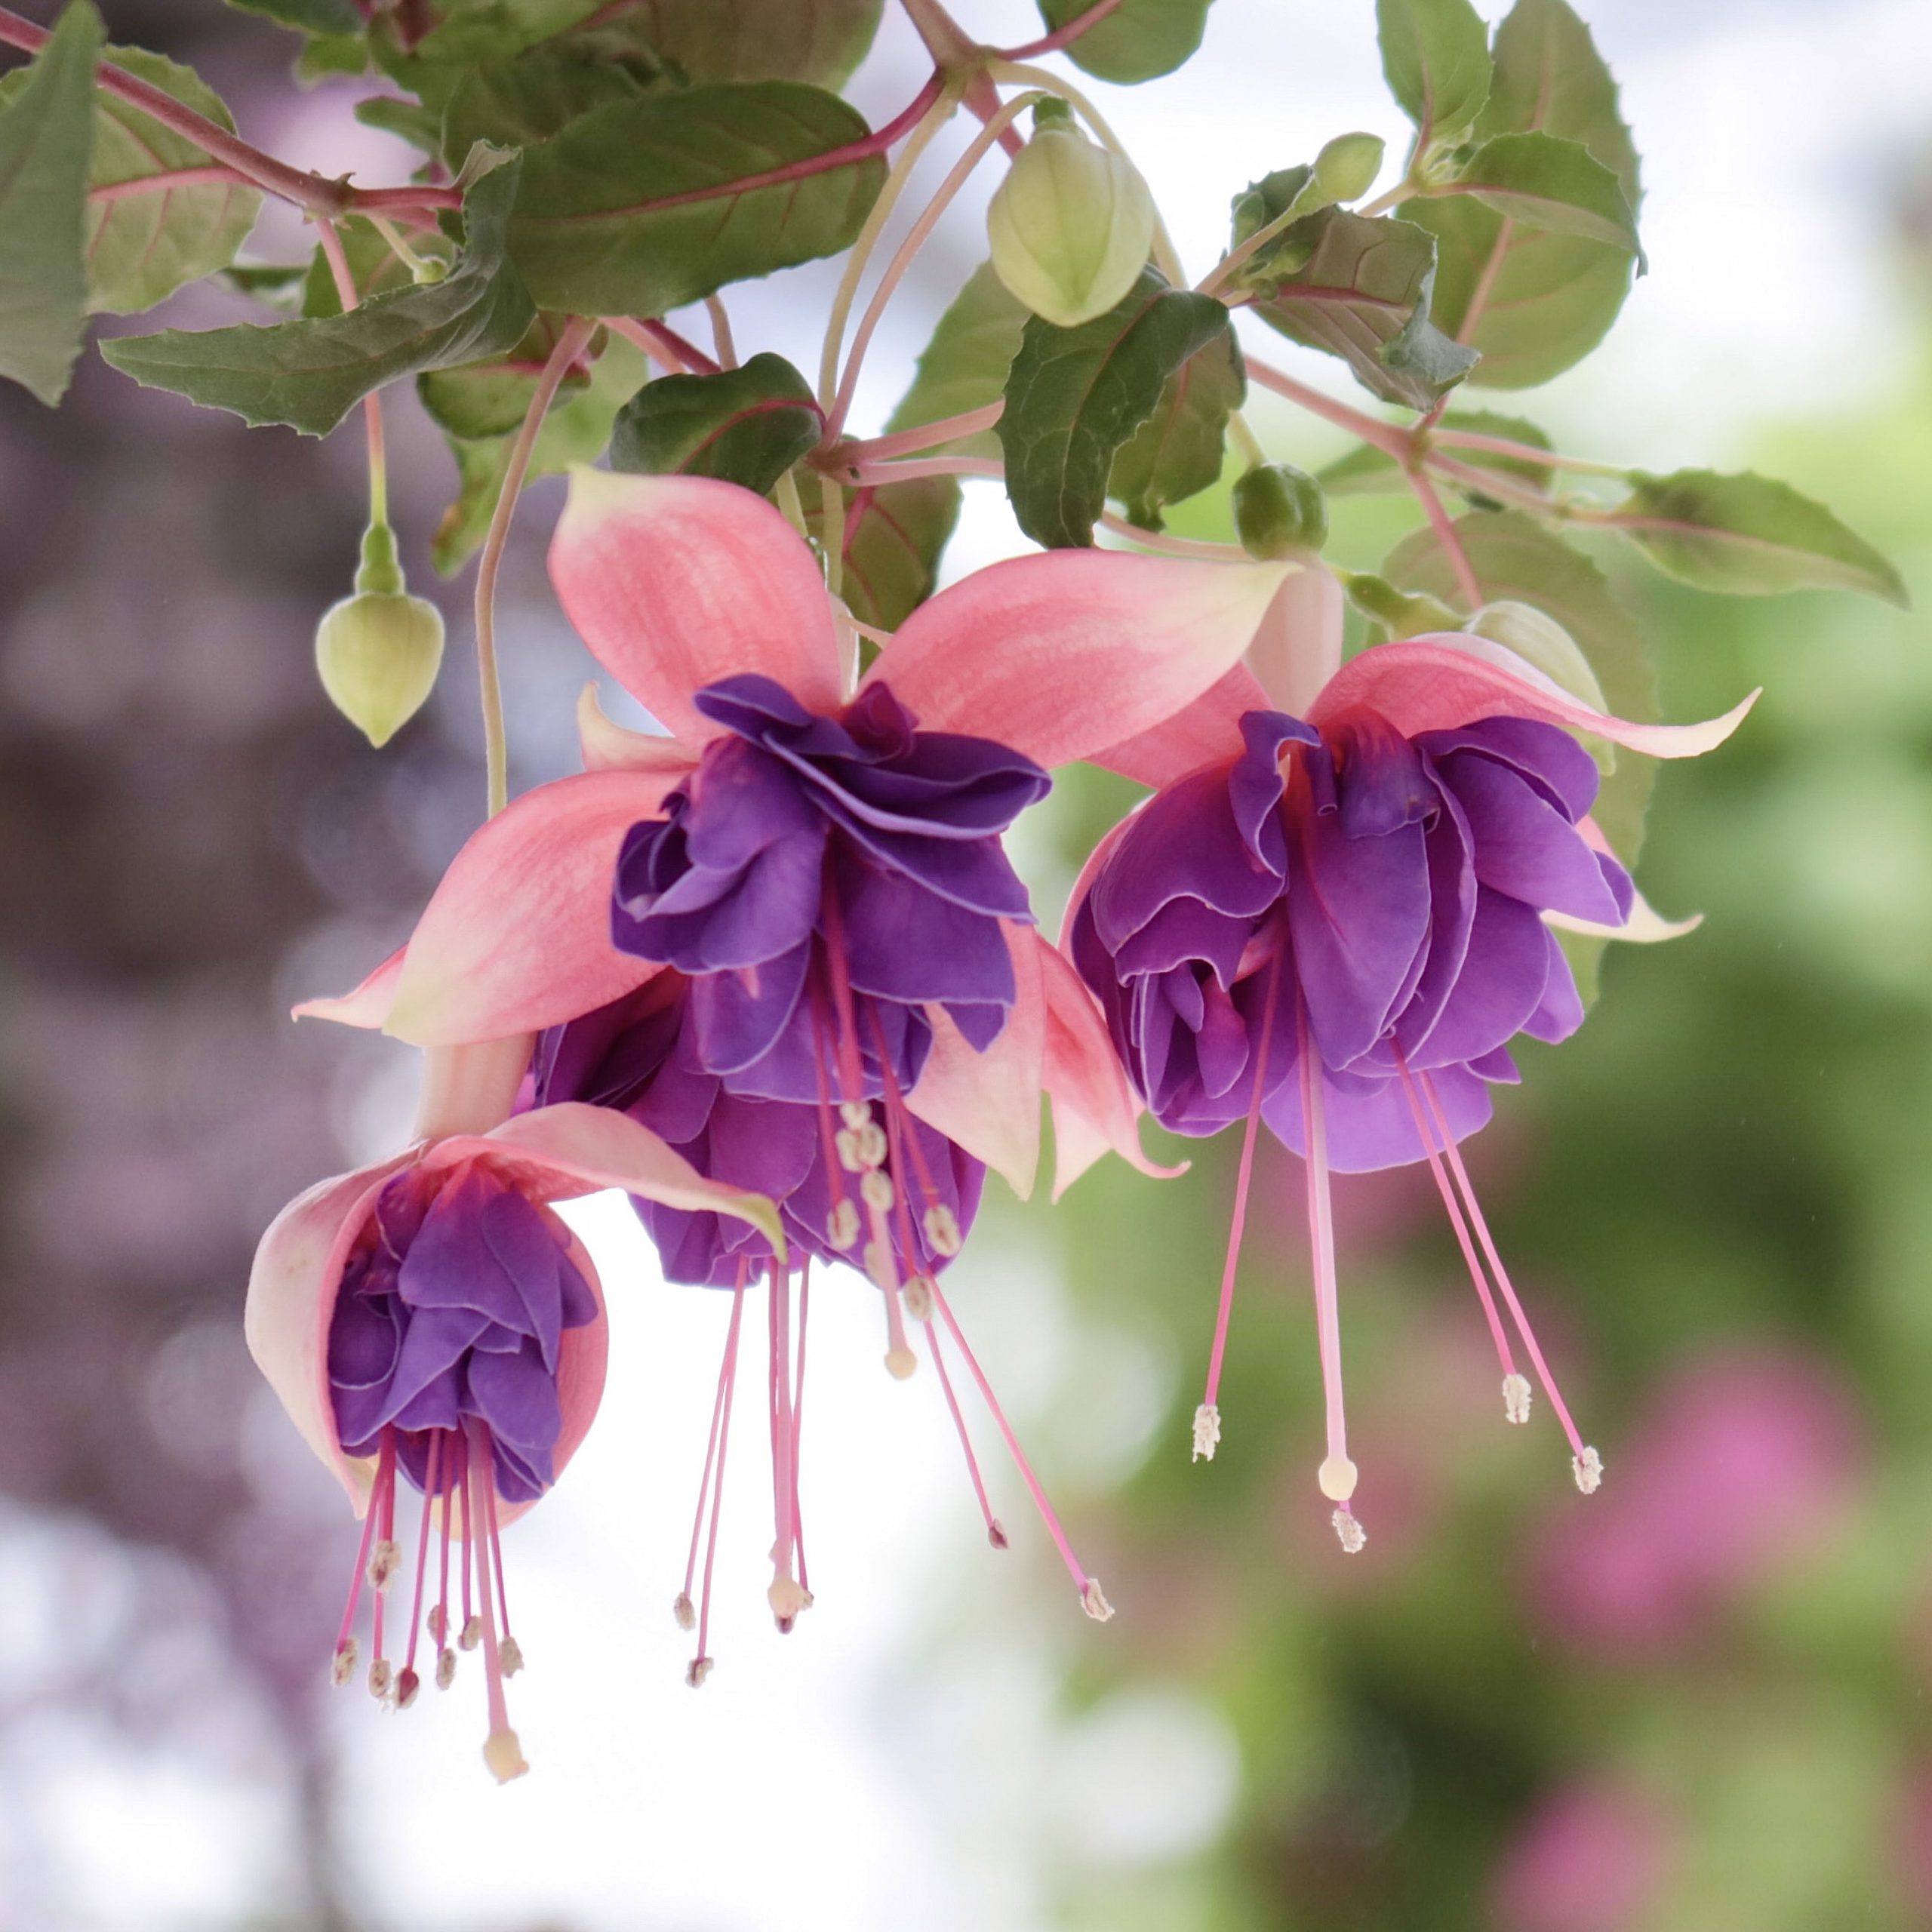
[483,1728,529,1784]
[1315,131,1385,205]
[1234,463,1327,558]
[987,117,1157,328]
[315,587,445,749]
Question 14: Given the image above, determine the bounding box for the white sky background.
[5,2,1932,1927]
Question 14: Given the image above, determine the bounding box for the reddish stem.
[1406,465,1484,608]
[1244,354,1415,460]
[998,0,1128,59]
[605,315,721,377]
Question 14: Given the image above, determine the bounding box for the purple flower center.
[328,1164,598,1503]
[609,674,1049,1103]
[1071,706,1633,1171]
[530,974,986,1287]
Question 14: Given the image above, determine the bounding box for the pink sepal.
[550,471,844,743]
[1312,635,1759,757]
[1092,663,1268,789]
[867,549,1290,768]
[384,769,679,1046]
[294,947,406,1032]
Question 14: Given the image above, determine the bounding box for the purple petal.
[1435,752,1626,924]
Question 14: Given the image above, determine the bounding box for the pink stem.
[316,222,388,520]
[999,0,1129,58]
[1203,956,1281,1412]
[844,454,1004,487]
[402,1431,443,1681]
[1245,355,1414,460]
[1407,465,1484,608]
[1417,1072,1586,1457]
[370,1427,396,1668]
[837,401,1005,463]
[334,1447,385,1655]
[463,1421,513,1745]
[604,314,720,377]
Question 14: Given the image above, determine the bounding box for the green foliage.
[1106,321,1244,531]
[998,267,1231,548]
[439,56,652,165]
[417,311,591,438]
[586,0,885,88]
[226,0,362,34]
[1609,469,1909,606]
[1404,0,1641,388]
[430,335,645,574]
[0,2,103,407]
[103,161,534,435]
[809,476,961,632]
[887,260,1029,456]
[1035,0,1215,85]
[1450,129,1642,257]
[1376,0,1491,158]
[1249,208,1478,411]
[608,352,821,494]
[506,84,885,317]
[69,49,262,316]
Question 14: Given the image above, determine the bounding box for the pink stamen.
[370,1426,396,1669]
[481,1448,512,1644]
[464,1418,525,1780]
[403,1431,443,1683]
[458,1429,475,1634]
[435,1432,454,1660]
[1297,997,1358,1512]
[681,1274,738,1611]
[1395,1055,1519,1377]
[791,1263,812,1598]
[333,1433,387,1661]
[694,1274,749,1676]
[926,1277,1106,1614]
[807,991,856,1232]
[815,890,867,1102]
[768,1261,802,1626]
[1417,1071,1589,1460]
[1201,955,1282,1429]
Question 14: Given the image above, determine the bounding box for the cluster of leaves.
[0,0,1903,813]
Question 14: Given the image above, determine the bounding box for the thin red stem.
[605,315,721,377]
[999,0,1129,59]
[1407,465,1484,608]
[1244,354,1414,460]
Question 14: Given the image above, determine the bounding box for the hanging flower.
[1068,572,1756,1549]
[246,1035,783,1779]
[295,472,1294,1649]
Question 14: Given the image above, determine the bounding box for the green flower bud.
[315,587,445,748]
[986,119,1156,328]
[1340,571,1459,639]
[1314,132,1385,205]
[1233,463,1329,558]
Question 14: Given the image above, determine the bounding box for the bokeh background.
[2,0,1930,1926]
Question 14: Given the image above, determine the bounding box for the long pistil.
[464,1420,527,1783]
[690,1274,749,1686]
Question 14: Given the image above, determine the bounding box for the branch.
[998,0,1128,59]
[1244,354,1415,460]
[603,315,721,377]
[1406,466,1484,608]
[835,401,1004,464]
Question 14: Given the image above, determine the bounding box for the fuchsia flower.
[246,1035,782,1780]
[1069,569,1756,1547]
[300,472,1292,1653]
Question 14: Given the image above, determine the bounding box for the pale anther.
[1081,1578,1115,1622]
[838,1100,871,1131]
[499,1635,525,1678]
[331,1638,358,1688]
[1192,1402,1221,1462]
[459,1614,482,1652]
[768,1577,808,1625]
[435,1647,457,1690]
[368,1539,401,1593]
[826,1199,860,1250]
[672,1591,696,1632]
[1332,1508,1367,1555]
[923,1204,962,1257]
[1503,1373,1533,1426]
[903,1275,934,1321]
[854,1121,888,1169]
[685,1657,713,1690]
[835,1128,863,1173]
[860,1168,895,1211]
[368,1657,393,1703]
[1573,1445,1604,1494]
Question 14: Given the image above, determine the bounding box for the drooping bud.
[314,524,445,749]
[986,108,1157,328]
[1234,463,1328,558]
[1314,131,1385,205]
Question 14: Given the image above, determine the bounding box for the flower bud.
[1234,463,1328,558]
[986,115,1156,328]
[315,589,445,748]
[1467,598,1615,770]
[1314,132,1384,205]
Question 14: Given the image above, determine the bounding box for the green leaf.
[507,83,886,316]
[1445,131,1641,257]
[431,334,645,574]
[417,310,592,438]
[886,259,1029,457]
[0,2,102,406]
[580,0,885,88]
[1381,509,1656,861]
[1609,469,1908,606]
[1250,208,1478,411]
[609,352,821,494]
[355,93,443,154]
[220,260,309,306]
[63,49,263,315]
[103,161,535,435]
[1376,0,1491,156]
[440,56,652,166]
[810,476,961,632]
[1401,0,1641,388]
[998,268,1231,549]
[1108,323,1244,529]
[299,214,445,318]
[1318,410,1555,498]
[294,33,370,83]
[226,0,363,35]
[1034,0,1214,85]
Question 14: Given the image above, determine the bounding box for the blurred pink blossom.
[1530,1346,1863,1654]
[1491,1779,1676,1932]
